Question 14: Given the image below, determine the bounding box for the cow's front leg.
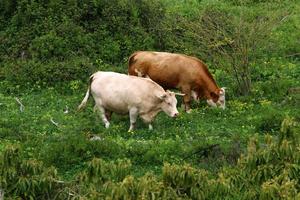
[98,106,110,128]
[105,110,112,121]
[181,86,192,113]
[128,107,138,132]
[140,114,154,130]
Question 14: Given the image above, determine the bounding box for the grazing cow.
[128,51,226,112]
[78,71,180,131]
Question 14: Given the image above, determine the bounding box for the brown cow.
[128,51,226,112]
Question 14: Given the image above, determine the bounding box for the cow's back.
[90,72,164,113]
[128,51,209,89]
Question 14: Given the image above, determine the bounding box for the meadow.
[0,0,300,199]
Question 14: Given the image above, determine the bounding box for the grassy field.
[1,60,300,200]
[1,59,299,179]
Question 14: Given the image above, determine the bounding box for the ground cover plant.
[0,0,299,199]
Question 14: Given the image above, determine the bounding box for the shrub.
[29,31,69,61]
[256,107,285,133]
[0,145,63,199]
[162,2,291,96]
[1,117,299,199]
[222,117,300,199]
[0,0,167,87]
[3,57,96,87]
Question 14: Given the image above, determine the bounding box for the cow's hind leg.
[96,106,112,122]
[181,85,192,113]
[94,101,110,128]
[128,107,138,132]
[99,106,110,128]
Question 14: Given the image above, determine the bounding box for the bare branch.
[15,97,25,112]
[50,118,59,127]
[0,188,4,200]
[64,105,69,114]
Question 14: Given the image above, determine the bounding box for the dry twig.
[15,97,24,112]
[50,118,59,127]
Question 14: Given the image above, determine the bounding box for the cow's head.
[207,87,226,109]
[159,90,180,118]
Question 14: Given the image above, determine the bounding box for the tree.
[167,5,285,95]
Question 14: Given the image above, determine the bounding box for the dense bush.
[1,0,299,94]
[0,0,166,86]
[1,118,299,199]
[3,57,96,87]
[0,145,62,199]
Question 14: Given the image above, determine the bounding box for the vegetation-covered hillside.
[0,0,299,199]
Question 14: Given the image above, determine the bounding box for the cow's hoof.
[105,123,110,129]
[186,109,192,114]
[148,124,153,131]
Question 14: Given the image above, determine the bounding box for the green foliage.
[78,118,299,199]
[0,145,63,199]
[29,31,69,60]
[0,0,166,86]
[256,105,284,133]
[1,0,299,94]
[228,0,284,6]
[163,163,211,198]
[3,57,96,88]
[166,3,288,95]
[224,117,300,199]
[78,158,132,186]
[1,85,299,199]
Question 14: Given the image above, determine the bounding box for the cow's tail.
[128,52,139,75]
[78,75,94,111]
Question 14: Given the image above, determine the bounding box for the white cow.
[78,71,181,131]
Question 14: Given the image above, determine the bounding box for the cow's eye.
[168,102,172,105]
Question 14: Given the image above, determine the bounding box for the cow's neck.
[140,107,161,122]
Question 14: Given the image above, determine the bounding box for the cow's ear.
[158,93,167,100]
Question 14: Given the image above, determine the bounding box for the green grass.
[1,78,299,181]
[0,58,299,198]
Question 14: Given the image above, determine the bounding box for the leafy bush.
[3,57,96,87]
[0,145,63,199]
[77,158,132,184]
[1,117,299,199]
[29,31,69,61]
[226,117,300,199]
[0,0,167,87]
[256,106,285,133]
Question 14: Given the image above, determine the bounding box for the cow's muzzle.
[173,112,179,118]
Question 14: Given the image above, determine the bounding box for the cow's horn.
[174,92,186,96]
